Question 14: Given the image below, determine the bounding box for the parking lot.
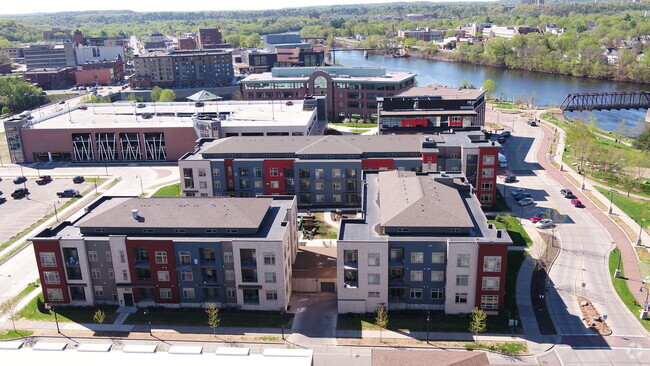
[0,175,95,244]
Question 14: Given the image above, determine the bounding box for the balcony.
[66,267,83,281]
[134,257,149,267]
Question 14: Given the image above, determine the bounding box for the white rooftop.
[28,101,316,130]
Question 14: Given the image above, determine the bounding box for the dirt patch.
[610,215,637,241]
[577,296,612,335]
[583,191,608,211]
[336,337,528,353]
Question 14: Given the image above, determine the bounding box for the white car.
[535,219,554,229]
[517,197,535,206]
[511,188,527,197]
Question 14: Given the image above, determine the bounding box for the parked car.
[510,188,527,197]
[73,176,85,183]
[535,219,554,229]
[500,131,512,138]
[497,136,507,144]
[571,199,584,207]
[560,189,574,198]
[141,113,153,119]
[286,101,294,106]
[194,102,204,107]
[137,103,146,108]
[514,192,532,201]
[13,176,27,184]
[503,174,517,183]
[36,175,52,185]
[517,197,535,206]
[78,106,88,110]
[0,197,6,204]
[527,120,537,126]
[531,211,549,223]
[11,188,29,199]
[57,189,81,198]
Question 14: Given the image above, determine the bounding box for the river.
[334,50,647,133]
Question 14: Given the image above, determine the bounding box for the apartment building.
[337,170,511,314]
[75,45,125,65]
[240,66,416,120]
[378,86,487,135]
[178,131,500,207]
[198,28,223,49]
[131,50,234,89]
[31,195,298,311]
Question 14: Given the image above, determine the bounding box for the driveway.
[288,292,338,346]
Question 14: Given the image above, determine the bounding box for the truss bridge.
[560,91,650,112]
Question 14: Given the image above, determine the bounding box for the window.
[105,251,112,262]
[254,180,263,189]
[159,288,172,299]
[482,155,495,165]
[266,290,278,300]
[198,168,206,177]
[315,181,325,190]
[215,181,222,189]
[47,288,64,302]
[179,251,191,266]
[314,169,324,179]
[431,288,444,299]
[174,229,186,234]
[122,270,128,281]
[227,288,237,298]
[431,271,444,282]
[264,252,276,265]
[410,270,423,281]
[457,254,470,268]
[398,228,411,233]
[224,252,233,263]
[254,168,263,178]
[411,252,424,263]
[299,169,310,178]
[213,168,221,176]
[119,250,126,263]
[346,180,357,191]
[481,181,494,191]
[332,182,342,190]
[265,272,277,283]
[456,274,469,286]
[346,169,357,178]
[158,271,170,281]
[431,252,445,263]
[270,181,280,189]
[455,293,468,303]
[183,288,195,298]
[332,194,342,203]
[88,251,98,262]
[390,248,404,262]
[482,277,500,291]
[410,288,423,299]
[316,194,325,203]
[368,253,380,266]
[43,271,60,284]
[225,270,235,281]
[483,256,502,272]
[108,269,114,279]
[481,295,499,309]
[94,286,104,296]
[91,268,101,279]
[269,168,279,177]
[40,252,57,267]
[368,291,380,298]
[482,168,494,178]
[155,251,168,264]
[332,169,341,178]
[480,194,493,204]
[238,167,249,176]
[368,273,380,285]
[181,271,193,281]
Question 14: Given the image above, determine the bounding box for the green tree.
[459,79,475,89]
[126,93,143,102]
[374,304,389,342]
[151,86,163,102]
[205,302,221,337]
[158,89,176,102]
[0,77,43,112]
[469,307,487,340]
[93,309,106,328]
[1,106,9,115]
[481,79,497,98]
[633,132,650,152]
[1,298,19,331]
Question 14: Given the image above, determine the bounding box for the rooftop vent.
[131,209,139,219]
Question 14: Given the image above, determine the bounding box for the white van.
[19,111,31,119]
[498,153,508,168]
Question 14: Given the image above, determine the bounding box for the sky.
[0,0,478,16]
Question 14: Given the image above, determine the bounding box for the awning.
[186,90,222,101]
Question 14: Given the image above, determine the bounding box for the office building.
[23,67,76,89]
[378,86,487,135]
[198,28,223,49]
[24,43,76,70]
[337,170,511,314]
[178,130,500,207]
[75,45,125,65]
[397,28,446,42]
[31,195,298,311]
[240,66,416,120]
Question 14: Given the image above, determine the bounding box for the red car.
[36,175,52,185]
[571,199,584,207]
[78,106,88,110]
[531,211,548,223]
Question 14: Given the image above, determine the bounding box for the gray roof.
[76,197,273,230]
[378,171,474,228]
[396,86,486,100]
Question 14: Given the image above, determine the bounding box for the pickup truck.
[36,175,52,185]
[57,189,81,198]
[11,188,29,198]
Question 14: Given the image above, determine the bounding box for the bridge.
[560,91,650,112]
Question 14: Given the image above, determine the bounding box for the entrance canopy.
[186,90,222,101]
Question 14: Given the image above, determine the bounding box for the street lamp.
[581,173,586,190]
[135,175,144,196]
[281,311,285,340]
[426,310,431,345]
[608,190,614,215]
[45,303,61,334]
[143,307,152,336]
[637,219,644,246]
[640,278,650,312]
[19,164,27,190]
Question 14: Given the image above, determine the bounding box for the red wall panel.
[263,159,295,195]
[474,242,509,312]
[361,159,394,171]
[33,240,69,304]
[125,239,179,304]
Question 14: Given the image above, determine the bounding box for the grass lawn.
[337,310,518,334]
[0,330,33,339]
[350,128,372,134]
[18,294,119,324]
[465,341,527,354]
[43,93,78,104]
[594,186,650,231]
[125,307,293,328]
[609,248,650,331]
[332,122,378,128]
[487,215,532,247]
[152,183,182,197]
[308,212,338,239]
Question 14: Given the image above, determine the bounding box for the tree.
[468,307,487,340]
[459,79,475,89]
[205,302,220,337]
[151,86,163,102]
[158,89,176,102]
[633,132,650,152]
[126,93,143,102]
[93,309,106,330]
[1,298,19,331]
[374,304,388,342]
[481,79,497,98]
[1,106,9,115]
[614,119,628,142]
[0,77,43,112]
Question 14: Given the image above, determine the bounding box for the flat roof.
[396,86,486,100]
[380,110,477,116]
[26,101,315,130]
[243,66,415,84]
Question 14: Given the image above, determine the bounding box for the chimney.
[131,209,139,219]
